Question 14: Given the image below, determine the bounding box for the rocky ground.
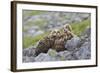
[23,11,90,37]
[23,27,91,63]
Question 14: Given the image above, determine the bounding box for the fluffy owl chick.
[63,24,72,32]
[49,29,57,39]
[55,29,61,38]
[35,37,51,56]
[63,24,75,40]
[52,30,66,52]
[35,30,56,56]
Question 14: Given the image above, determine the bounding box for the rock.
[35,49,61,62]
[34,53,48,62]
[23,47,36,62]
[23,56,35,63]
[28,56,35,62]
[75,41,91,59]
[57,51,72,60]
[58,50,71,57]
[23,56,30,63]
[84,27,91,36]
[23,47,36,57]
[65,36,81,51]
[57,50,78,60]
[72,27,91,60]
[47,49,58,57]
[80,27,91,40]
[34,53,56,62]
[43,55,60,61]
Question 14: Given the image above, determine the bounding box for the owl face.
[63,24,72,32]
[49,29,60,37]
[56,30,61,38]
[50,30,56,37]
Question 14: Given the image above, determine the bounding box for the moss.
[23,32,50,48]
[71,19,90,36]
[48,50,57,57]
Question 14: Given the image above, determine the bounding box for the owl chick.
[52,30,66,52]
[63,24,72,32]
[63,24,75,40]
[35,30,57,56]
[35,36,51,56]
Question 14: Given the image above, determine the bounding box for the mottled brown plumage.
[63,24,75,40]
[35,31,56,56]
[35,24,74,56]
[64,24,72,32]
[51,30,66,52]
[52,37,66,52]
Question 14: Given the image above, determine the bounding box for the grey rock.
[34,53,49,62]
[47,49,58,57]
[58,50,71,57]
[23,56,30,63]
[57,51,72,61]
[34,49,60,62]
[23,47,36,57]
[74,27,91,60]
[65,36,81,51]
[43,55,60,61]
[80,27,91,39]
[75,41,91,59]
[65,54,78,60]
[34,49,63,62]
[57,50,78,60]
[23,56,35,63]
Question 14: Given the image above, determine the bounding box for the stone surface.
[34,53,48,62]
[65,36,81,51]
[75,41,91,59]
[23,56,35,63]
[47,49,58,57]
[23,47,36,57]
